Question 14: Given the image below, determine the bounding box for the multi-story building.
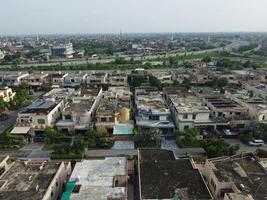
[56,87,102,132]
[17,99,64,130]
[65,157,133,200]
[108,71,128,86]
[63,72,87,88]
[42,88,75,104]
[168,94,211,132]
[22,72,49,89]
[201,154,267,200]
[0,72,29,86]
[50,43,74,59]
[86,72,108,85]
[45,72,68,86]
[225,88,267,123]
[95,87,132,134]
[0,156,71,200]
[0,87,16,102]
[135,86,175,134]
[151,71,172,84]
[244,83,267,99]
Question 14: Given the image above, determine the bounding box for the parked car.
[223,129,232,136]
[248,139,264,146]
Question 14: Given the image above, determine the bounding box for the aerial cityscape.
[0,1,267,200]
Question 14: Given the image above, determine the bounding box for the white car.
[223,129,232,136]
[248,139,264,146]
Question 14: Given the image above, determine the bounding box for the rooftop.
[139,149,212,200]
[64,99,95,113]
[169,95,210,113]
[43,88,75,101]
[69,157,127,200]
[204,95,243,109]
[21,100,60,114]
[213,157,267,200]
[0,160,60,200]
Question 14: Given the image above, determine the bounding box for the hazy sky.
[1,0,267,35]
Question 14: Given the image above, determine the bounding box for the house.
[0,156,71,200]
[86,72,108,85]
[22,72,49,89]
[108,71,128,86]
[95,87,132,134]
[135,86,175,134]
[168,94,211,132]
[16,99,64,130]
[56,87,102,132]
[150,71,172,84]
[42,88,75,104]
[138,149,213,200]
[244,83,267,99]
[0,72,29,86]
[64,157,133,200]
[63,72,87,88]
[225,88,267,123]
[0,87,16,102]
[45,72,68,86]
[201,154,267,200]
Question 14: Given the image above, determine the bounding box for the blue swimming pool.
[113,123,133,135]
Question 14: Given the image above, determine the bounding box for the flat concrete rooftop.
[70,157,127,200]
[0,161,60,200]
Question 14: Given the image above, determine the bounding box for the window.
[183,114,188,119]
[184,125,189,130]
[210,178,216,191]
[37,119,45,124]
[65,115,71,120]
[192,114,196,120]
[149,116,160,120]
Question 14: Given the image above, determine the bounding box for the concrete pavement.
[86,149,137,157]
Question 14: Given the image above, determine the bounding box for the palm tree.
[153,128,162,148]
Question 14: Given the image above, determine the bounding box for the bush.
[256,149,267,158]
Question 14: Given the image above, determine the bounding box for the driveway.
[161,139,177,150]
[112,141,135,150]
[225,139,267,153]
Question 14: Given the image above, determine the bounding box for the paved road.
[86,149,137,157]
[0,107,25,134]
[225,138,267,153]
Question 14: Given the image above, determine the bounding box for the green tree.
[202,56,212,63]
[0,97,6,111]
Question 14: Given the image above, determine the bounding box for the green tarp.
[61,181,76,200]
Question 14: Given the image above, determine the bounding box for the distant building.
[22,72,49,89]
[63,72,87,88]
[262,39,267,54]
[0,50,4,60]
[50,43,74,59]
[0,156,71,200]
[0,72,29,86]
[108,71,128,86]
[0,87,16,102]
